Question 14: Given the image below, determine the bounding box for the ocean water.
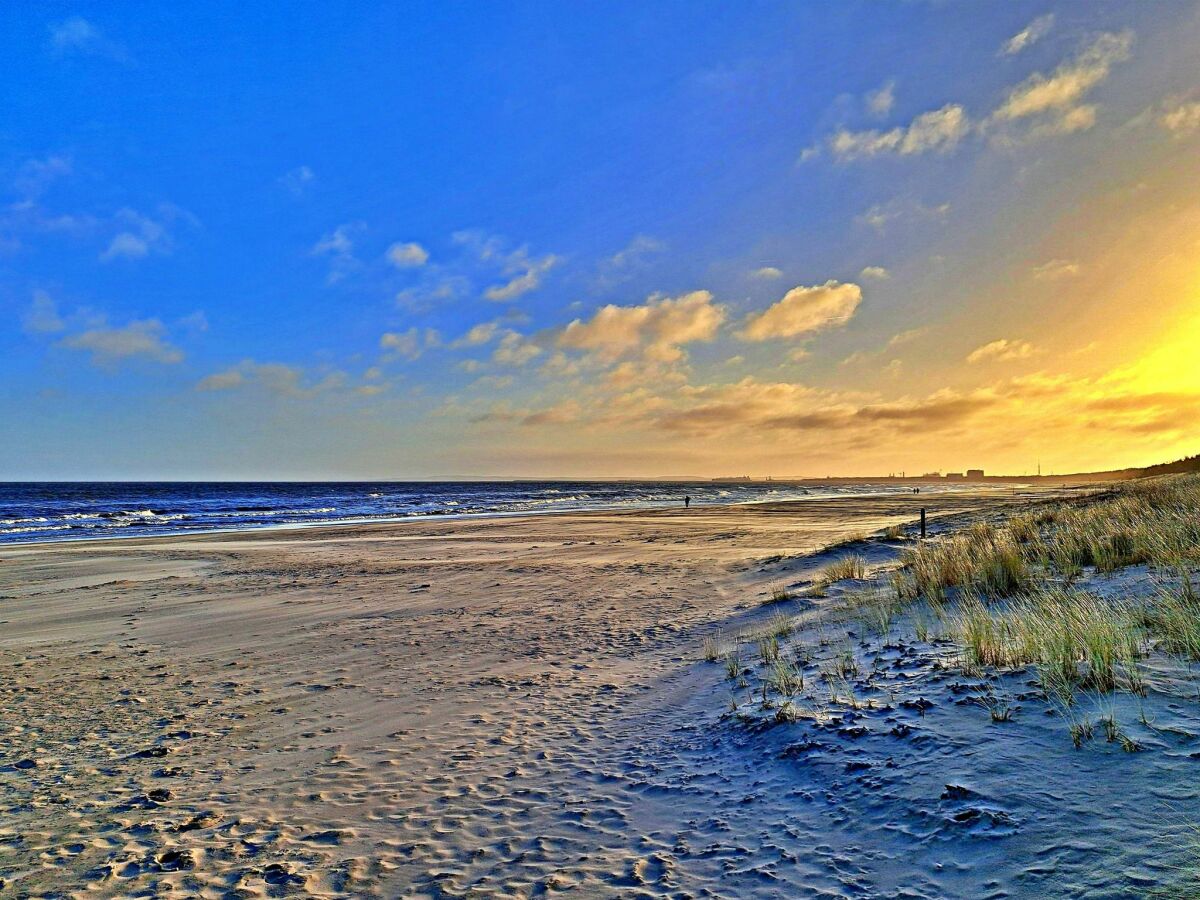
[0,480,966,545]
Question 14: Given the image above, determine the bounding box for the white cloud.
[380,327,440,361]
[992,31,1131,127]
[866,81,895,117]
[886,327,926,349]
[484,252,559,302]
[1032,258,1081,280]
[492,331,543,367]
[859,266,890,280]
[60,319,182,366]
[750,266,783,280]
[386,241,429,268]
[101,231,151,261]
[1159,100,1200,136]
[196,361,353,397]
[831,104,969,160]
[49,17,128,62]
[817,30,1132,162]
[278,166,315,196]
[100,205,195,263]
[451,321,500,348]
[593,235,665,290]
[559,290,726,363]
[311,222,365,283]
[179,311,209,333]
[22,291,65,334]
[14,156,72,199]
[966,338,1037,364]
[856,199,950,233]
[607,235,665,270]
[453,230,560,302]
[739,281,862,341]
[1000,14,1054,56]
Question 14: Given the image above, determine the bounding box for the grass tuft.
[818,554,867,587]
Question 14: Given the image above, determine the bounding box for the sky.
[3,2,1199,480]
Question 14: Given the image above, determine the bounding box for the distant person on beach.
[684,495,691,508]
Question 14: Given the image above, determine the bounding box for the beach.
[2,489,1195,897]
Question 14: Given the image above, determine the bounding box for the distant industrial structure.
[710,453,1200,485]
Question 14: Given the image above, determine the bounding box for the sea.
[0,481,974,545]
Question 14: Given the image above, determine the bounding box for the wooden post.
[920,507,926,539]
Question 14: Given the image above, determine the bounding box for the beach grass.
[764,585,794,605]
[818,553,867,587]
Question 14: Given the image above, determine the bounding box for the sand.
[1,490,1192,897]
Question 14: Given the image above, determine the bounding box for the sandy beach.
[2,489,1196,898]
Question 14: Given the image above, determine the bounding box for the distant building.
[945,472,965,480]
[966,469,985,480]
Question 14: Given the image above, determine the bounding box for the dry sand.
[1,491,1190,897]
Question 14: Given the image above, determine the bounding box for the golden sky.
[6,3,1200,478]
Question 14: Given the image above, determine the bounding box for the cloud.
[386,241,429,268]
[859,265,890,280]
[606,235,665,270]
[380,327,440,362]
[101,232,152,261]
[750,266,783,280]
[492,331,543,367]
[22,291,66,334]
[559,290,726,363]
[991,31,1131,130]
[100,205,195,263]
[866,81,895,117]
[278,166,315,196]
[856,199,950,233]
[1159,100,1200,136]
[178,311,209,333]
[738,281,862,341]
[967,338,1037,364]
[60,319,182,366]
[49,17,128,62]
[886,327,927,348]
[311,222,365,283]
[14,156,72,199]
[1000,14,1054,56]
[1032,258,1081,280]
[522,400,581,427]
[196,361,353,397]
[451,321,500,348]
[453,230,560,302]
[830,104,969,160]
[484,252,559,301]
[817,31,1131,163]
[646,376,996,439]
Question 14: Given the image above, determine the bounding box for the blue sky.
[4,2,1200,478]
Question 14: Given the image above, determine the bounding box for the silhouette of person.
[684,495,691,508]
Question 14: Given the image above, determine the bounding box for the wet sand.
[1,490,1141,898]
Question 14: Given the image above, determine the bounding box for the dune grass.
[951,587,1146,702]
[725,474,1200,749]
[763,585,793,605]
[818,553,867,588]
[899,475,1200,718]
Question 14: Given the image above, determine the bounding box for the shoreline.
[0,482,1039,551]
